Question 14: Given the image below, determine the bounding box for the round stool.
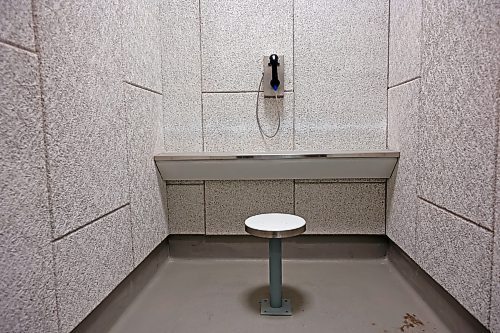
[245,213,306,316]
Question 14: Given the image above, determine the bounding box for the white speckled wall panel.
[295,182,385,234]
[388,0,422,86]
[200,0,293,92]
[416,200,493,327]
[0,0,35,49]
[121,0,162,92]
[386,79,420,258]
[205,181,294,235]
[167,184,205,234]
[160,0,203,152]
[491,95,500,332]
[203,92,294,152]
[0,44,58,333]
[294,0,388,150]
[125,84,167,266]
[54,207,133,333]
[36,0,129,237]
[418,0,500,229]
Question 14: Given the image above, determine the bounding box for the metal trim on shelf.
[154,150,399,161]
[154,150,400,180]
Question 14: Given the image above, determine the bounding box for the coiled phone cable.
[255,74,281,138]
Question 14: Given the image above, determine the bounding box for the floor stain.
[400,313,424,332]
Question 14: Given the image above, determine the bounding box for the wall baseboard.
[387,242,489,333]
[72,242,169,333]
[168,234,389,259]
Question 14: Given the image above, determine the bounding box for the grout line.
[158,1,169,173]
[52,203,130,243]
[123,78,135,266]
[292,0,296,150]
[0,39,37,54]
[127,203,136,266]
[198,0,205,152]
[414,0,424,266]
[384,180,388,235]
[417,196,494,233]
[385,0,391,150]
[30,0,62,330]
[487,79,500,327]
[124,81,162,95]
[418,0,424,79]
[414,178,419,261]
[293,179,296,214]
[118,3,137,267]
[296,181,387,185]
[202,90,294,94]
[388,76,421,90]
[203,181,207,235]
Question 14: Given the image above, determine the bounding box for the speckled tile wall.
[386,0,500,330]
[386,79,420,259]
[161,0,203,152]
[0,43,58,333]
[294,0,388,150]
[4,0,499,332]
[162,0,389,152]
[167,180,385,236]
[0,0,168,331]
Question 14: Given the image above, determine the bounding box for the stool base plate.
[259,298,292,316]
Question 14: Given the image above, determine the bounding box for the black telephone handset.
[268,54,280,92]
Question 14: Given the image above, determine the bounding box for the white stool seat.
[245,213,306,239]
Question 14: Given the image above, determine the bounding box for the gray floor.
[107,259,450,333]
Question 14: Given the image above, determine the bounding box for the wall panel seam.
[418,196,493,233]
[292,0,296,151]
[203,181,207,235]
[202,90,294,94]
[388,76,421,90]
[0,39,36,54]
[124,81,162,95]
[198,0,205,152]
[386,0,391,150]
[486,78,500,327]
[30,0,62,330]
[51,203,131,243]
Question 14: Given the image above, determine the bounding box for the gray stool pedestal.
[245,213,306,316]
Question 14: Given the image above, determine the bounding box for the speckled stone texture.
[121,0,162,92]
[205,181,294,235]
[386,79,420,258]
[294,0,388,150]
[54,207,133,332]
[203,92,293,152]
[296,178,385,183]
[416,201,493,327]
[0,44,58,333]
[388,0,422,86]
[295,182,385,234]
[0,0,35,49]
[200,0,293,92]
[491,101,500,332]
[36,0,129,237]
[125,85,167,266]
[493,222,500,331]
[166,184,205,234]
[418,0,500,229]
[160,0,203,152]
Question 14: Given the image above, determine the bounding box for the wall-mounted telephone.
[263,54,284,98]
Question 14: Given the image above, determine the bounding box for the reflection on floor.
[106,259,449,333]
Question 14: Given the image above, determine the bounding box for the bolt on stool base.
[259,298,292,316]
[244,213,306,317]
